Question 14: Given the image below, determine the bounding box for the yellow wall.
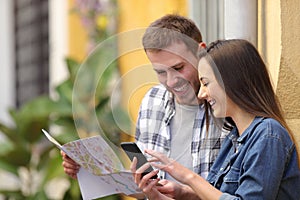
[117,2,188,199]
[67,0,300,151]
[257,0,281,89]
[67,1,300,197]
[68,0,88,62]
[67,0,188,137]
[258,0,300,149]
[277,0,300,146]
[117,0,188,133]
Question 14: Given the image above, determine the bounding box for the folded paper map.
[42,129,141,200]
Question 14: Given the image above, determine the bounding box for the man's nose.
[166,70,178,88]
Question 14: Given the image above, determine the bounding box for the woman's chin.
[212,109,226,118]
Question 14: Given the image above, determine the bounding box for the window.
[14,0,49,107]
[189,0,225,44]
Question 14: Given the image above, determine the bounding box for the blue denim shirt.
[206,117,300,200]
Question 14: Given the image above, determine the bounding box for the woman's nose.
[198,86,208,99]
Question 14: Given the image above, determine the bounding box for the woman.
[131,39,300,199]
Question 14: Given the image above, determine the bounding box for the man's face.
[146,42,200,105]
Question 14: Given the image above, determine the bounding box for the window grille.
[14,0,49,107]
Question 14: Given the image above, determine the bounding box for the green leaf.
[65,57,80,82]
[41,152,66,184]
[0,140,14,155]
[0,189,24,199]
[18,96,56,119]
[62,179,81,200]
[0,159,19,175]
[32,190,49,200]
[55,80,73,106]
[0,146,31,166]
[0,122,17,142]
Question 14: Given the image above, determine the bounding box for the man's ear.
[199,42,206,49]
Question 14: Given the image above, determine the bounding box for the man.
[62,14,226,199]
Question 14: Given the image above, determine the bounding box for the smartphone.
[121,142,157,179]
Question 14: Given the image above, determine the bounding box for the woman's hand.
[156,179,199,200]
[145,149,197,185]
[61,151,80,179]
[145,149,222,200]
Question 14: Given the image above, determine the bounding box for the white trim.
[0,0,15,124]
[49,0,69,98]
[224,0,257,46]
[188,0,225,43]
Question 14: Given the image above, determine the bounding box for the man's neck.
[175,98,203,106]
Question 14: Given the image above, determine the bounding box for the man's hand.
[61,151,80,179]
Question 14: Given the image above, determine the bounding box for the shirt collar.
[236,116,264,143]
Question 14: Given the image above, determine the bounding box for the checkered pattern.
[135,84,227,179]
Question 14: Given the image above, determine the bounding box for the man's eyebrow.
[152,62,183,71]
[170,62,183,69]
[154,69,164,72]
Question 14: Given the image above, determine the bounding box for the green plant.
[0,95,75,199]
[0,0,127,199]
[0,54,129,199]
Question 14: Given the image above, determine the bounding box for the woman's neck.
[230,107,255,136]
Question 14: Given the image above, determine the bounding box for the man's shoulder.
[143,84,170,100]
[138,84,172,113]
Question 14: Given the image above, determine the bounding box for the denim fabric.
[207,117,300,200]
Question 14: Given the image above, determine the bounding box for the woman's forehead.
[198,58,213,76]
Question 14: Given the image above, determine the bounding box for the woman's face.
[197,57,228,118]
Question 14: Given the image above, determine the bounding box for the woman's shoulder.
[257,117,286,132]
[255,117,293,145]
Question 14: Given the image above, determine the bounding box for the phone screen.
[121,142,157,179]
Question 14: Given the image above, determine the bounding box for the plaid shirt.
[135,84,227,179]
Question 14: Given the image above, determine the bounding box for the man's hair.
[142,14,202,56]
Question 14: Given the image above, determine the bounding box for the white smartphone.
[121,142,157,179]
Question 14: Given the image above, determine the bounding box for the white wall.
[188,0,257,46]
[224,0,257,46]
[0,1,17,195]
[0,0,70,123]
[49,0,69,98]
[0,0,15,125]
[188,0,225,44]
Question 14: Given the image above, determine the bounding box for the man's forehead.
[162,41,190,54]
[146,41,189,54]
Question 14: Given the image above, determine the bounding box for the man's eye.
[174,66,183,71]
[157,71,166,75]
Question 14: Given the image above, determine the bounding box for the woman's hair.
[142,14,202,56]
[199,39,294,141]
